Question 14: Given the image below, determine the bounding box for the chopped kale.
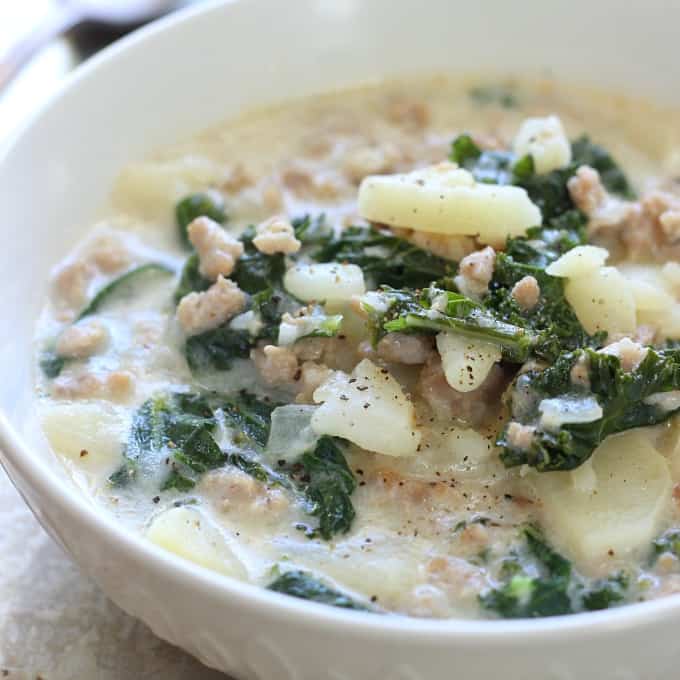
[468,84,518,109]
[217,393,356,539]
[499,348,680,471]
[161,469,197,492]
[39,350,66,379]
[292,213,334,246]
[651,528,680,562]
[580,573,628,611]
[109,392,220,489]
[449,134,518,185]
[231,226,286,294]
[174,253,211,303]
[218,391,279,449]
[184,326,252,372]
[480,526,629,618]
[519,135,633,220]
[268,570,369,610]
[297,436,356,540]
[364,286,534,363]
[487,251,603,362]
[504,210,587,269]
[227,452,292,489]
[480,526,572,618]
[571,136,634,199]
[175,191,226,248]
[311,224,456,289]
[77,263,174,321]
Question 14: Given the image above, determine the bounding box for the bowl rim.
[2,0,680,644]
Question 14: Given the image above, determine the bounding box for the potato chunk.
[436,332,501,393]
[311,358,421,457]
[358,162,541,245]
[513,115,572,174]
[545,245,609,278]
[283,263,365,303]
[564,266,636,336]
[146,506,246,579]
[534,431,671,564]
[41,400,127,474]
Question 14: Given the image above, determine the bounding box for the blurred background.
[0,0,198,136]
[0,3,231,678]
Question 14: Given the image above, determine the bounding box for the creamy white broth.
[34,76,680,618]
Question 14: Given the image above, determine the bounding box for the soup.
[34,76,680,619]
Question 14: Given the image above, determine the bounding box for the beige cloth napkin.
[0,468,229,679]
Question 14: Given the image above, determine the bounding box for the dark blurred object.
[0,0,181,89]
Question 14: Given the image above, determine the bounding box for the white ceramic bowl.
[1,1,679,678]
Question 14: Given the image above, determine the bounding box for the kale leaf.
[184,327,252,372]
[39,350,66,379]
[268,570,369,610]
[175,191,227,248]
[499,348,680,471]
[363,286,534,363]
[479,526,573,618]
[218,395,356,539]
[231,226,286,294]
[480,526,629,618]
[174,253,211,303]
[218,391,279,448]
[110,392,220,490]
[297,436,356,540]
[651,528,680,562]
[468,84,518,109]
[311,224,456,289]
[487,250,603,362]
[77,263,174,321]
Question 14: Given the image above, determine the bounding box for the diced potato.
[358,162,541,245]
[41,400,128,474]
[513,115,572,174]
[435,332,501,393]
[627,278,675,312]
[662,261,680,293]
[545,245,608,278]
[305,533,425,609]
[311,359,421,457]
[283,263,365,303]
[564,266,636,336]
[534,431,671,564]
[146,506,247,579]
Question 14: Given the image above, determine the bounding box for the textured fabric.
[0,469,229,679]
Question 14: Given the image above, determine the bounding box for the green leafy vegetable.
[219,391,279,449]
[176,191,226,247]
[499,348,680,471]
[364,286,534,363]
[468,84,518,109]
[292,213,334,246]
[109,392,219,489]
[77,263,173,321]
[651,528,680,562]
[39,350,66,379]
[231,226,286,294]
[297,436,356,540]
[480,526,629,618]
[449,134,518,185]
[184,326,252,372]
[174,253,211,303]
[268,570,369,610]
[217,393,356,540]
[311,224,456,289]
